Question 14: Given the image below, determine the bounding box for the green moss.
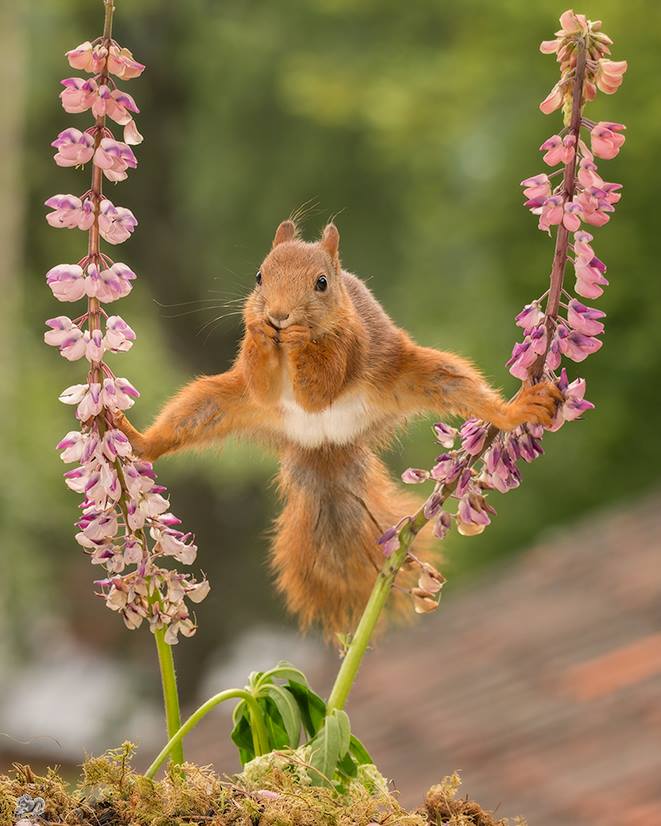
[0,749,522,826]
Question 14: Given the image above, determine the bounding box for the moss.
[0,750,522,826]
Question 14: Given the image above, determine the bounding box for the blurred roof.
[186,490,661,826]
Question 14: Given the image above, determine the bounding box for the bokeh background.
[2,1,660,824]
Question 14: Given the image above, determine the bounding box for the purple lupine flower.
[460,419,489,455]
[51,128,95,167]
[99,200,138,244]
[567,299,606,335]
[515,301,545,331]
[433,421,457,448]
[45,194,95,230]
[401,467,430,484]
[93,138,137,182]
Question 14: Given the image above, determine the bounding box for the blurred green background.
[1,0,658,724]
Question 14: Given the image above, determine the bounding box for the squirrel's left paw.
[279,324,312,349]
[506,381,562,429]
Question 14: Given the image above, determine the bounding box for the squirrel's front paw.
[505,381,562,429]
[279,324,312,350]
[248,319,281,349]
[112,411,150,458]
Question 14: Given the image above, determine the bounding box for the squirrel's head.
[246,220,348,333]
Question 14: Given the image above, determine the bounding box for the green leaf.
[307,709,352,787]
[264,684,301,747]
[230,706,255,765]
[287,680,327,736]
[337,751,358,779]
[257,661,309,689]
[263,697,291,750]
[349,734,373,766]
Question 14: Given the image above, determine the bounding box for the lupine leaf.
[287,680,327,736]
[264,684,301,747]
[257,662,309,689]
[307,709,351,787]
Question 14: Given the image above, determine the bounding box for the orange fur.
[116,221,560,636]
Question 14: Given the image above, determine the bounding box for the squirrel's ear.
[320,223,340,262]
[272,220,298,248]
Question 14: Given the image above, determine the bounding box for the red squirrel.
[116,220,560,635]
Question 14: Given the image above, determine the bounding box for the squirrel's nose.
[268,310,290,327]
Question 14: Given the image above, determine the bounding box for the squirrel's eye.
[315,275,328,292]
[255,271,262,286]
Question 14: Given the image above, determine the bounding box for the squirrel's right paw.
[504,381,562,429]
[248,319,280,348]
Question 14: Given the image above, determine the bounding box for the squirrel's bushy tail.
[271,444,429,636]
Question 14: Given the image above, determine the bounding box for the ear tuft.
[320,223,340,261]
[272,220,298,248]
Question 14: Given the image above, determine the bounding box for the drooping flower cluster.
[382,10,626,612]
[44,17,209,642]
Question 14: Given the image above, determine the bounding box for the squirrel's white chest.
[279,376,371,447]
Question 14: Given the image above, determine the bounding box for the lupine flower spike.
[385,9,625,613]
[44,2,209,643]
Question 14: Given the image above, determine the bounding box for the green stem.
[145,688,268,779]
[154,627,184,766]
[327,513,426,711]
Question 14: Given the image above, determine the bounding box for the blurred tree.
[7,0,659,699]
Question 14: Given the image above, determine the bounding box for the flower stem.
[532,36,588,380]
[144,688,268,779]
[154,627,184,766]
[327,512,426,711]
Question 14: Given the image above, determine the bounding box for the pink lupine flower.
[521,173,551,200]
[460,419,489,455]
[107,44,145,79]
[538,194,564,231]
[51,128,95,167]
[401,468,430,484]
[539,83,564,114]
[432,510,452,540]
[539,39,560,55]
[45,194,95,230]
[596,59,627,94]
[104,315,136,351]
[46,264,86,302]
[60,77,98,113]
[433,422,457,448]
[512,428,544,463]
[123,118,144,146]
[590,122,626,159]
[378,526,401,557]
[456,493,494,536]
[540,134,575,166]
[577,155,604,188]
[515,302,545,331]
[548,369,595,431]
[507,338,536,380]
[567,299,606,335]
[93,138,137,182]
[556,9,589,36]
[483,442,521,493]
[66,41,108,73]
[563,200,583,231]
[423,491,443,519]
[59,382,103,420]
[574,256,608,298]
[558,327,603,362]
[85,261,136,302]
[573,230,595,261]
[430,453,463,484]
[101,376,140,411]
[575,188,614,227]
[44,316,87,360]
[57,430,88,463]
[92,84,140,125]
[98,200,138,244]
[101,429,133,461]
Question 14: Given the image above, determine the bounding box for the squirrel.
[115,220,560,636]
